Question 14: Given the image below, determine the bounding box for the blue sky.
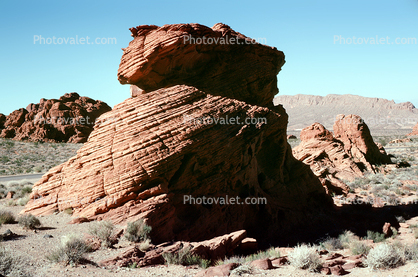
[0,0,417,115]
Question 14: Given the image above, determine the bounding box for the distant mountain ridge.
[273,94,418,136]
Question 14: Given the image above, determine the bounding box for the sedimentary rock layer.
[293,116,392,194]
[118,23,285,107]
[23,85,331,243]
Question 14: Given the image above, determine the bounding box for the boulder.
[382,222,393,238]
[293,123,360,194]
[100,230,247,267]
[118,23,285,107]
[333,114,392,168]
[23,23,332,245]
[250,258,274,270]
[0,93,111,143]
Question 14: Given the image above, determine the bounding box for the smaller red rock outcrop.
[0,93,111,143]
[293,115,392,194]
[333,114,392,168]
[408,122,418,136]
[100,230,247,268]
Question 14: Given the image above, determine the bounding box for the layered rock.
[293,116,392,194]
[0,93,111,143]
[118,23,285,107]
[23,85,330,243]
[333,114,392,168]
[23,23,331,244]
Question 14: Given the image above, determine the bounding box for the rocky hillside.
[0,93,111,143]
[273,94,418,135]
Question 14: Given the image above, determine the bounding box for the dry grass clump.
[332,230,371,255]
[47,234,91,266]
[125,218,152,243]
[162,246,210,268]
[0,210,15,224]
[288,244,321,271]
[17,214,41,230]
[0,247,33,276]
[350,240,371,255]
[320,237,343,251]
[366,230,386,243]
[87,220,115,248]
[217,247,280,266]
[230,264,254,275]
[365,243,404,269]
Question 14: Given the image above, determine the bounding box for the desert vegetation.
[0,138,81,175]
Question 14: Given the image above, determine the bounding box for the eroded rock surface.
[118,23,285,107]
[293,116,392,194]
[0,93,111,143]
[23,23,331,244]
[333,114,392,168]
[23,85,330,243]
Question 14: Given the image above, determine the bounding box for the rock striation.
[23,23,331,244]
[118,23,285,107]
[293,115,392,194]
[0,93,111,143]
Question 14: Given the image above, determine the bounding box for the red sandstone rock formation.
[23,23,331,245]
[118,23,285,107]
[293,116,392,194]
[333,114,392,168]
[408,122,418,136]
[0,93,111,143]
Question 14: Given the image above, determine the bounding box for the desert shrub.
[231,264,254,275]
[0,247,32,276]
[88,220,115,248]
[338,230,357,249]
[243,247,280,263]
[125,219,152,243]
[139,239,151,252]
[288,244,321,271]
[6,200,16,207]
[162,246,210,268]
[350,240,371,255]
[16,196,29,206]
[21,186,32,195]
[32,166,43,173]
[18,214,41,230]
[63,208,73,215]
[405,242,418,261]
[0,210,15,224]
[320,237,343,251]
[47,235,90,266]
[347,177,369,190]
[365,243,404,269]
[366,230,386,243]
